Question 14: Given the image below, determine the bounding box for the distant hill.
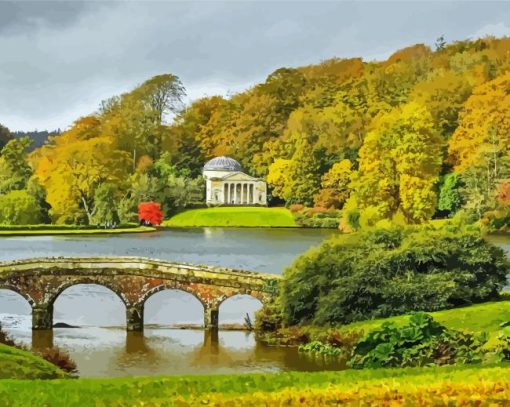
[11,130,61,151]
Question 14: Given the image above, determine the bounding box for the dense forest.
[1,36,510,228]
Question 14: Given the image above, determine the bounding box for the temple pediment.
[219,172,260,182]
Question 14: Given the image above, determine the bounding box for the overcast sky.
[1,1,509,132]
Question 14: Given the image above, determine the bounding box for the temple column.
[204,304,219,329]
[243,183,247,204]
[126,303,144,332]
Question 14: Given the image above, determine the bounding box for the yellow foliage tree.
[33,136,130,224]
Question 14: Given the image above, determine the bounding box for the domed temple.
[202,156,267,206]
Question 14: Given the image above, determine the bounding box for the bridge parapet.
[0,256,280,331]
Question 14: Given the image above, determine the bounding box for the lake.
[0,228,340,377]
[1,228,508,378]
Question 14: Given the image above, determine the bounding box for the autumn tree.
[314,159,353,209]
[34,136,131,224]
[350,102,442,224]
[448,72,510,217]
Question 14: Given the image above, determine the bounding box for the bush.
[299,341,342,356]
[288,204,304,213]
[36,347,77,374]
[292,207,341,228]
[280,226,509,325]
[349,313,488,369]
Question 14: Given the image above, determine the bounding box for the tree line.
[1,36,510,227]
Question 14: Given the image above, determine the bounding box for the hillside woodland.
[1,37,510,228]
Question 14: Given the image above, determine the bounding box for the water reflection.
[12,326,345,378]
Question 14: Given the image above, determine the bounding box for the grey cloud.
[0,1,106,34]
[1,1,510,131]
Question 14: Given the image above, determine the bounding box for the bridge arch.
[0,285,35,306]
[52,283,127,328]
[47,279,128,308]
[142,286,205,327]
[218,294,264,327]
[213,290,267,309]
[137,284,206,308]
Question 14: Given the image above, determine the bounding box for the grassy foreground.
[0,343,66,380]
[0,226,155,236]
[0,364,509,405]
[163,207,297,227]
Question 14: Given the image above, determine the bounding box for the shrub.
[349,313,488,369]
[280,226,509,325]
[299,341,342,356]
[36,347,77,374]
[138,201,164,226]
[254,300,285,333]
[292,207,341,228]
[288,204,304,213]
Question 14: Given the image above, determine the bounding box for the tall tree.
[0,124,11,150]
[0,136,33,193]
[350,102,442,224]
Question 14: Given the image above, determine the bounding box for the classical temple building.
[202,156,267,206]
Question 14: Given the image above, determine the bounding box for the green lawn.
[0,343,66,380]
[342,298,510,334]
[289,297,510,347]
[163,207,297,227]
[0,226,155,236]
[0,363,508,405]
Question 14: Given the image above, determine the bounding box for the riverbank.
[261,296,510,346]
[0,343,66,380]
[0,225,156,236]
[1,363,509,405]
[163,207,298,227]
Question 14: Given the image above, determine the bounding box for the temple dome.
[203,156,243,172]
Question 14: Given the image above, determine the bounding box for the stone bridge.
[0,257,280,331]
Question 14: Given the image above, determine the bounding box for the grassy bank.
[0,226,156,236]
[163,207,297,227]
[266,297,510,347]
[0,364,509,405]
[0,343,66,380]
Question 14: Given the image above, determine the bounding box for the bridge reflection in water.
[31,329,222,355]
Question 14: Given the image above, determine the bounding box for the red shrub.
[37,347,77,374]
[498,182,510,206]
[138,202,164,226]
[288,204,304,213]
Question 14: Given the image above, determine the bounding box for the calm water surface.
[1,229,507,378]
[0,228,341,377]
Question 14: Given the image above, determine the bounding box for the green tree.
[0,136,33,192]
[91,183,120,227]
[438,173,463,216]
[0,190,43,225]
[0,124,11,150]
